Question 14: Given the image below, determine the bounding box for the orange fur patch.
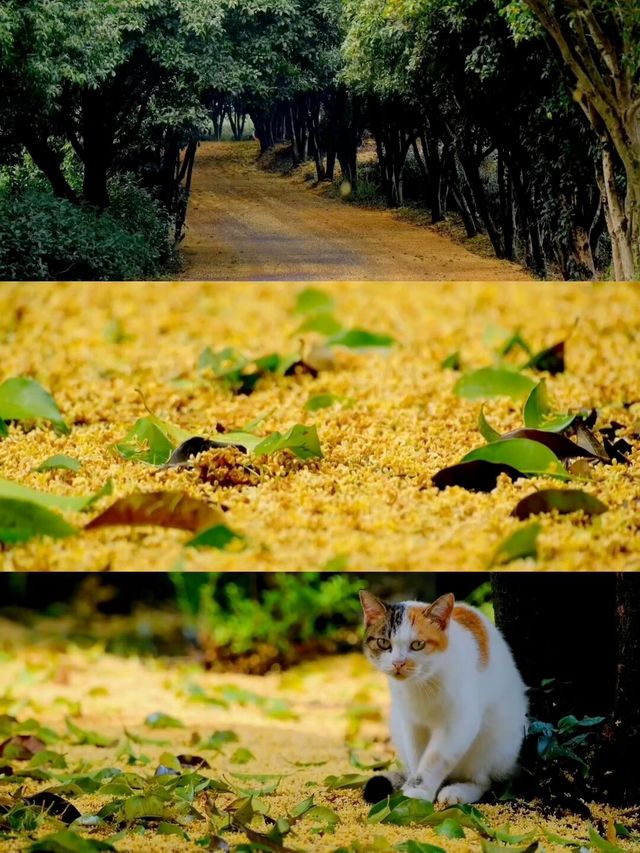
[453,606,490,667]
[408,606,449,653]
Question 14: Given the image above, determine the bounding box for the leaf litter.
[0,282,638,570]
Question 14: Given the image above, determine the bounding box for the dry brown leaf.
[85,491,224,533]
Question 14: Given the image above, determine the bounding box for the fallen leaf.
[85,492,224,533]
[441,351,461,371]
[0,377,68,434]
[461,438,568,478]
[523,381,575,432]
[35,455,82,473]
[499,429,602,462]
[455,368,536,401]
[0,734,46,760]
[294,288,335,314]
[114,416,191,465]
[186,524,246,551]
[144,712,184,729]
[25,791,81,824]
[28,830,115,852]
[511,489,608,520]
[490,523,541,567]
[0,499,77,544]
[432,460,521,492]
[523,340,565,374]
[326,329,395,349]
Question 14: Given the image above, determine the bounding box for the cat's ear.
[359,590,387,624]
[424,593,455,631]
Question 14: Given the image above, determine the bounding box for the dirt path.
[180,142,531,281]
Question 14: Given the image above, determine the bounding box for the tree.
[505,0,640,279]
[0,0,224,208]
[492,572,640,805]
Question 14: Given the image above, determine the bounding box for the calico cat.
[359,590,528,806]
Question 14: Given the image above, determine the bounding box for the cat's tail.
[363,771,406,804]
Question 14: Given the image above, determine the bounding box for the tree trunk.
[81,90,114,208]
[491,573,617,720]
[18,126,78,204]
[596,574,640,803]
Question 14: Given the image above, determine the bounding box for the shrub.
[0,175,176,280]
[170,573,365,671]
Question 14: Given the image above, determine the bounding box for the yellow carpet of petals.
[0,281,638,571]
[0,616,632,852]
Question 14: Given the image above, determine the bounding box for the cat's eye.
[377,637,391,650]
[410,640,426,651]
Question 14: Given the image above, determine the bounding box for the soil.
[179,142,531,281]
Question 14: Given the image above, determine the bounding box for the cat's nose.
[392,659,408,673]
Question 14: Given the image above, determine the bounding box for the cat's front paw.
[402,776,437,802]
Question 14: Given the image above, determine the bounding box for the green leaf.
[212,424,323,459]
[253,424,323,459]
[479,841,538,853]
[497,330,532,357]
[0,377,68,434]
[28,831,115,852]
[27,749,68,769]
[305,393,353,412]
[0,478,109,513]
[231,748,255,764]
[396,843,446,853]
[455,368,536,401]
[66,718,116,748]
[35,455,82,473]
[323,773,369,790]
[434,818,466,839]
[198,346,248,379]
[489,522,541,567]
[294,288,335,314]
[587,827,625,853]
[327,329,395,349]
[478,406,501,442]
[523,381,575,432]
[322,553,349,570]
[305,805,340,834]
[144,712,184,729]
[157,822,187,838]
[511,489,608,520]
[200,730,238,751]
[461,438,567,478]
[0,498,77,544]
[122,794,173,822]
[186,524,246,551]
[542,830,584,847]
[296,312,343,336]
[104,318,133,344]
[368,793,435,825]
[114,417,190,465]
[441,351,461,370]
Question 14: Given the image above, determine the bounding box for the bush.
[170,573,365,671]
[0,175,176,280]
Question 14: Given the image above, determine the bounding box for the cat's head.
[359,591,454,681]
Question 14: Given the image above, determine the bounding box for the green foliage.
[528,714,605,773]
[455,368,536,402]
[0,377,67,433]
[0,179,175,281]
[169,573,365,656]
[460,438,567,478]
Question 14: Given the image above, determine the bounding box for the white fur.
[369,600,528,804]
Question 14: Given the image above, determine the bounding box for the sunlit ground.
[0,281,639,570]
[0,613,635,852]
